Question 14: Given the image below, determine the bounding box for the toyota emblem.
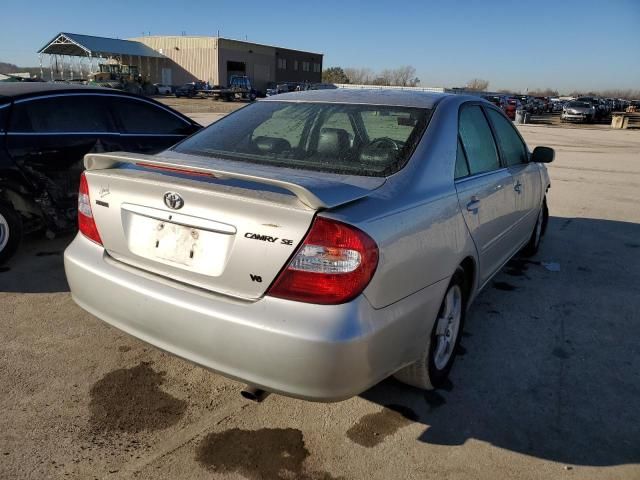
[163,192,184,210]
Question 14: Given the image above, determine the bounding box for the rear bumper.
[64,234,447,401]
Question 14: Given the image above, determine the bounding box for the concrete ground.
[1,121,639,480]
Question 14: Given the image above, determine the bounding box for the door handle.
[514,181,522,194]
[466,196,480,213]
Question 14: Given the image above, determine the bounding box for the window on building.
[302,62,310,72]
[293,60,298,71]
[277,58,287,70]
[313,63,321,73]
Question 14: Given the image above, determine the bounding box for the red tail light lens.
[267,217,378,305]
[78,172,102,245]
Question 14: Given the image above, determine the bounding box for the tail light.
[78,172,102,245]
[267,217,378,305]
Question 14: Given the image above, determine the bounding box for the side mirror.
[531,146,554,163]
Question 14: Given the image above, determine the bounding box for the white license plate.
[153,221,201,265]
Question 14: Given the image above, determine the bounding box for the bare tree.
[392,65,420,87]
[344,67,374,85]
[343,66,420,87]
[465,78,490,91]
[529,88,559,97]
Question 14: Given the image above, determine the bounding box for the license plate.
[153,221,200,265]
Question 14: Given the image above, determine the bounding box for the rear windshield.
[173,101,432,176]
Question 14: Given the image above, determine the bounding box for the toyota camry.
[64,89,554,401]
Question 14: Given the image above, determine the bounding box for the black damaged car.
[0,83,201,262]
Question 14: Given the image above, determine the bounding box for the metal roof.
[38,32,165,58]
[262,88,451,109]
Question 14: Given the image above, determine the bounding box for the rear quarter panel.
[325,96,478,309]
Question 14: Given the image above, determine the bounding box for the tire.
[522,197,548,257]
[0,202,22,264]
[394,268,467,390]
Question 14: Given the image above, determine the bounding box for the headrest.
[317,128,350,157]
[254,136,291,154]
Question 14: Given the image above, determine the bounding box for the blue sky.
[2,0,639,92]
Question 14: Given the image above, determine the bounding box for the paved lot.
[1,123,639,480]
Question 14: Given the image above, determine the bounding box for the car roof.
[262,88,451,109]
[0,82,114,101]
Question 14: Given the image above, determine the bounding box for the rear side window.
[110,98,191,134]
[458,105,500,175]
[486,108,528,166]
[174,101,431,177]
[455,137,470,179]
[9,95,115,133]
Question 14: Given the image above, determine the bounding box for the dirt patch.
[347,405,418,447]
[196,428,341,480]
[117,345,131,353]
[89,362,186,433]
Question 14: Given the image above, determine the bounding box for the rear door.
[109,97,198,153]
[454,104,516,285]
[485,107,541,246]
[5,94,120,227]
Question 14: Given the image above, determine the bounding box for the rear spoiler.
[84,152,385,210]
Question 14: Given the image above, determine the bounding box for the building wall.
[217,38,275,93]
[274,48,323,85]
[128,36,323,91]
[131,36,218,85]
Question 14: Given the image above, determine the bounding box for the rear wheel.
[394,268,467,390]
[0,203,22,264]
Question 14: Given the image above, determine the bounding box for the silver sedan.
[64,89,554,401]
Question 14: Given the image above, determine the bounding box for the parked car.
[576,96,606,119]
[514,95,534,113]
[175,83,199,98]
[531,98,545,114]
[64,89,553,401]
[0,83,201,262]
[154,84,173,95]
[561,100,596,123]
[482,95,508,112]
[505,97,522,120]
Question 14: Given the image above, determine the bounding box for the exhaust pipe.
[241,386,271,403]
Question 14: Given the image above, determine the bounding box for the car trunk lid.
[83,152,385,300]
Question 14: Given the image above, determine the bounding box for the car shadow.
[360,216,640,467]
[0,232,73,293]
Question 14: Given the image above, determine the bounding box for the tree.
[344,67,374,85]
[465,78,490,91]
[392,65,420,87]
[342,66,420,87]
[529,88,559,97]
[322,67,349,84]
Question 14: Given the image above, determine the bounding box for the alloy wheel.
[433,284,463,370]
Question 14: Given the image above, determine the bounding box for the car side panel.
[349,190,465,310]
[455,169,516,285]
[509,162,543,243]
